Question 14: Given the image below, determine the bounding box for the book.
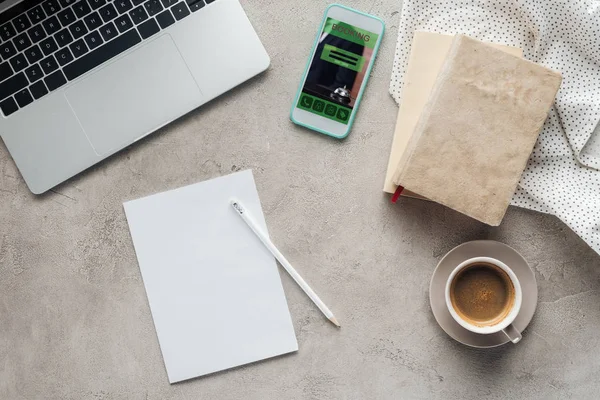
[383,31,523,196]
[392,35,562,225]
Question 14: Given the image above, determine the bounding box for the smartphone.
[290,4,384,139]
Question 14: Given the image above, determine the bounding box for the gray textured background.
[2,1,600,399]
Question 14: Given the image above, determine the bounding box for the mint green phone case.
[289,4,385,139]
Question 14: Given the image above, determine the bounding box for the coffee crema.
[449,262,515,327]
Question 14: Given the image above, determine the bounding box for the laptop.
[0,0,269,193]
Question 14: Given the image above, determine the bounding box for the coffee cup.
[445,257,523,343]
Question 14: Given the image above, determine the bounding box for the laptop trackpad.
[65,34,202,156]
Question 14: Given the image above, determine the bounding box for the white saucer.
[429,240,538,348]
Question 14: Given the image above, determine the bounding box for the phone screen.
[296,17,380,125]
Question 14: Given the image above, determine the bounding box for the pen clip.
[230,198,244,214]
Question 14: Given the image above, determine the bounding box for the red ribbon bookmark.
[391,186,404,203]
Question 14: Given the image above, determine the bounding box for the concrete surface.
[1,0,600,399]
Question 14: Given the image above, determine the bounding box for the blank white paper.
[123,170,297,383]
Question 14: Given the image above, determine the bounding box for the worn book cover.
[392,35,562,225]
[383,31,523,195]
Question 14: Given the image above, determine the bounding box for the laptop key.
[42,0,62,16]
[99,3,118,22]
[143,0,163,16]
[115,14,133,32]
[70,38,88,57]
[0,97,18,116]
[88,0,107,11]
[0,62,13,82]
[29,80,49,99]
[27,24,47,43]
[15,88,33,107]
[9,54,28,73]
[42,16,61,35]
[24,45,44,64]
[58,7,77,26]
[84,11,103,30]
[14,32,32,52]
[55,28,74,47]
[40,55,59,74]
[186,0,204,12]
[0,41,17,60]
[160,0,177,8]
[99,22,118,41]
[155,9,174,29]
[55,47,74,66]
[40,36,58,56]
[129,6,148,24]
[64,28,141,80]
[73,1,92,18]
[83,30,103,50]
[137,18,158,39]
[132,0,145,6]
[115,0,133,13]
[13,15,32,33]
[44,69,67,91]
[0,23,16,41]
[58,0,76,7]
[69,20,88,39]
[28,6,47,24]
[25,64,43,82]
[170,2,189,20]
[0,72,28,100]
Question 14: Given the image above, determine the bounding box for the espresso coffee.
[450,262,515,327]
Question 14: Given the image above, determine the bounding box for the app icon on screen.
[312,100,325,113]
[301,95,313,108]
[336,108,349,121]
[325,104,337,116]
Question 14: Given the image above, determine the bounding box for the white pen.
[230,198,340,328]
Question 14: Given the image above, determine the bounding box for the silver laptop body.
[0,0,268,193]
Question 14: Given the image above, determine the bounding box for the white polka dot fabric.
[389,0,600,255]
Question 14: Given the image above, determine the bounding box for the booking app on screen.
[297,18,379,125]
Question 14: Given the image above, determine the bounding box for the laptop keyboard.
[0,0,217,116]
